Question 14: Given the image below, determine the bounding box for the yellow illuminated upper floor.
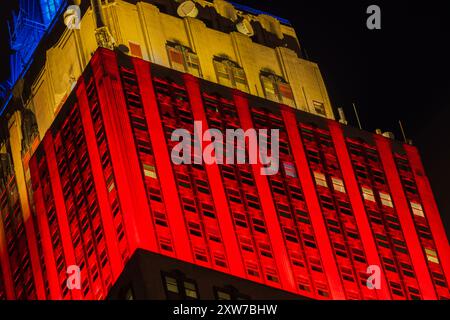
[21,0,335,140]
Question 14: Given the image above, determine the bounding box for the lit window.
[362,187,375,202]
[314,172,328,188]
[129,42,143,59]
[124,287,134,300]
[213,57,249,92]
[411,202,424,217]
[217,291,231,300]
[425,248,439,264]
[260,71,295,107]
[332,177,346,193]
[143,163,157,179]
[312,100,326,116]
[167,42,201,77]
[283,162,297,178]
[106,175,115,192]
[379,192,393,207]
[261,76,277,101]
[214,287,249,300]
[184,281,198,299]
[164,276,179,293]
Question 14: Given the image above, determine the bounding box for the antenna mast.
[352,102,362,129]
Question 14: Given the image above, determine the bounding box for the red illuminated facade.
[1,48,449,300]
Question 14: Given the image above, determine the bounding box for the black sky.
[0,0,449,237]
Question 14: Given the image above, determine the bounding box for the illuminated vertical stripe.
[132,58,193,263]
[404,144,450,286]
[23,215,46,300]
[8,112,46,299]
[42,133,82,300]
[328,120,391,300]
[0,212,15,299]
[29,156,62,300]
[375,136,437,299]
[234,92,296,293]
[76,81,124,281]
[182,74,246,277]
[90,49,158,253]
[281,106,345,299]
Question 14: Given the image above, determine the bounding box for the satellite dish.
[63,5,81,29]
[177,1,199,18]
[236,18,254,37]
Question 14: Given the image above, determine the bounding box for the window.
[162,272,199,299]
[124,287,134,300]
[362,187,375,202]
[106,175,115,193]
[332,177,346,193]
[129,42,143,59]
[425,248,439,264]
[260,71,295,107]
[283,162,297,178]
[167,42,201,77]
[214,286,250,300]
[143,164,157,179]
[164,276,179,294]
[184,281,198,299]
[216,291,232,300]
[313,100,326,116]
[314,172,328,188]
[411,202,424,217]
[379,192,393,207]
[213,57,249,92]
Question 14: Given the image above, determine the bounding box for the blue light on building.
[0,0,65,113]
[229,2,291,26]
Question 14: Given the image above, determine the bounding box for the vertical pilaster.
[234,92,296,293]
[8,112,46,299]
[29,156,62,300]
[132,59,194,263]
[0,211,15,299]
[42,133,81,300]
[281,106,345,299]
[90,49,158,253]
[76,81,124,280]
[375,136,436,299]
[182,73,246,276]
[328,120,391,299]
[404,144,450,287]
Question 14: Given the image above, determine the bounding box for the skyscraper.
[0,0,448,300]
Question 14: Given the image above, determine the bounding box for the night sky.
[0,0,449,237]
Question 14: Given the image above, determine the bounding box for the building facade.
[0,0,449,300]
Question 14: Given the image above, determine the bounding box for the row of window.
[121,272,250,300]
[346,139,423,299]
[394,154,449,298]
[162,272,249,300]
[248,106,332,298]
[301,124,375,299]
[152,75,230,270]
[129,40,327,115]
[0,161,36,300]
